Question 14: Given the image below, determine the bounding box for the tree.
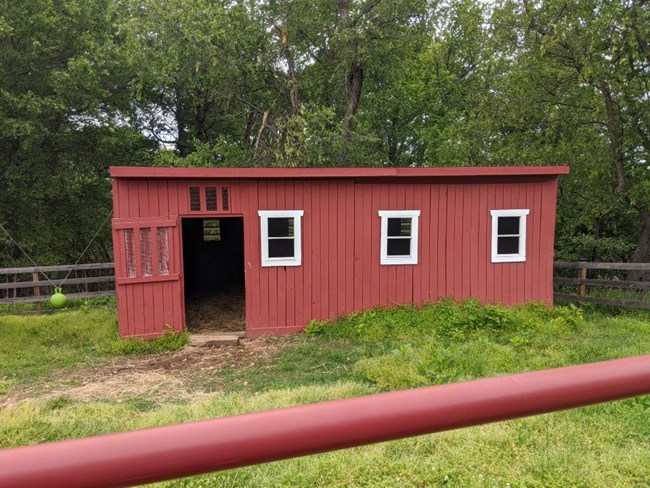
[0,0,154,266]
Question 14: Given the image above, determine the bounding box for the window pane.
[268,238,295,258]
[124,229,136,277]
[205,187,217,211]
[387,218,411,237]
[203,219,221,242]
[387,238,411,256]
[268,217,294,238]
[189,187,201,211]
[157,228,170,275]
[497,236,520,254]
[498,216,520,235]
[140,228,153,276]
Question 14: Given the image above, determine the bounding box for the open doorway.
[182,217,245,333]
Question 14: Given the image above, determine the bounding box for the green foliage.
[2,305,650,487]
[1,0,649,269]
[102,329,188,356]
[319,300,590,389]
[313,299,583,343]
[0,309,185,387]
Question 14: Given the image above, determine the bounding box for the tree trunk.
[340,65,364,163]
[175,96,191,157]
[598,82,626,194]
[274,25,301,116]
[630,212,650,281]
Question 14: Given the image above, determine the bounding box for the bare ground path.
[0,336,291,408]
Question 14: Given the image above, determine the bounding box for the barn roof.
[110,165,569,179]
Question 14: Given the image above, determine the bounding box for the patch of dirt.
[0,336,294,408]
[185,293,245,332]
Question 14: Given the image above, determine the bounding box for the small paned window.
[140,228,153,276]
[205,187,217,211]
[222,187,229,211]
[378,210,420,265]
[258,210,303,267]
[189,187,201,212]
[124,229,136,277]
[157,227,170,275]
[203,219,221,242]
[490,209,529,263]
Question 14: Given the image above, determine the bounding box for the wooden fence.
[2,261,649,310]
[0,263,115,309]
[554,261,650,309]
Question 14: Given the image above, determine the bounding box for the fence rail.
[554,261,650,309]
[0,355,648,488]
[0,263,115,307]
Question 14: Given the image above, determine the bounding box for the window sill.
[380,257,418,265]
[491,255,526,263]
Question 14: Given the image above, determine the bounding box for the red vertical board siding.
[112,175,562,338]
[531,183,543,302]
[293,183,305,327]
[344,182,355,315]
[437,185,447,299]
[377,187,388,308]
[353,184,363,312]
[412,184,423,305]
[493,184,504,304]
[362,185,373,310]
[477,184,488,301]
[485,184,496,303]
[460,185,470,300]
[336,181,346,316]
[259,182,272,327]
[245,181,261,330]
[300,183,312,328]
[541,181,558,305]
[425,184,436,302]
[403,186,414,304]
[285,181,295,328]
[310,182,321,320]
[515,184,526,304]
[328,180,337,319]
[372,185,382,308]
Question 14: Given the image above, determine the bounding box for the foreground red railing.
[1,355,649,488]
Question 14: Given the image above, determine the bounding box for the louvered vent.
[189,187,201,211]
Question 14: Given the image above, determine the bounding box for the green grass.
[0,308,187,391]
[1,301,650,487]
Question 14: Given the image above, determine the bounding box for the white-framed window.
[258,210,304,267]
[378,210,420,265]
[490,209,530,263]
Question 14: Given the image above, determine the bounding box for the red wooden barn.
[110,165,569,338]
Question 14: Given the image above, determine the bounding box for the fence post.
[33,272,41,314]
[577,261,587,297]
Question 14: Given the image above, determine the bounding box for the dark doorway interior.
[182,217,245,332]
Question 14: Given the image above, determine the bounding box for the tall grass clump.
[308,300,592,390]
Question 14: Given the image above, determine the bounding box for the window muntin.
[490,209,529,263]
[378,210,420,265]
[258,210,303,267]
[203,219,222,242]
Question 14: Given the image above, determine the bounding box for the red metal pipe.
[1,355,649,488]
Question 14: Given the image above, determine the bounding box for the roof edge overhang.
[109,165,570,180]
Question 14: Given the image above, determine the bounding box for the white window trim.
[258,210,304,267]
[490,209,530,263]
[378,210,420,265]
